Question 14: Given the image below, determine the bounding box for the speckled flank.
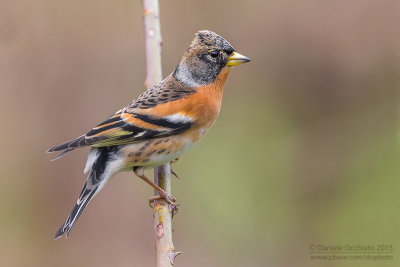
[121,127,207,167]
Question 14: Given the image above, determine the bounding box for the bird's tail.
[55,147,122,239]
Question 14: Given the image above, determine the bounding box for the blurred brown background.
[1,0,399,266]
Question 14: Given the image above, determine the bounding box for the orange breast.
[137,66,232,129]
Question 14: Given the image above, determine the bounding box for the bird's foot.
[149,193,179,215]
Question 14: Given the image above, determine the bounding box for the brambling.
[48,30,250,239]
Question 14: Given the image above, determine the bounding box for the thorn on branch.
[171,169,180,179]
[168,250,183,265]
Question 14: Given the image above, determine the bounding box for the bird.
[48,30,250,239]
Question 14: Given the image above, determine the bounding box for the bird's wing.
[48,74,197,156]
[48,103,195,153]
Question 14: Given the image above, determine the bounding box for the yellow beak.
[227,51,251,66]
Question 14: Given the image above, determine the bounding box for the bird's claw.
[149,193,179,215]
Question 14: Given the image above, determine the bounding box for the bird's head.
[173,30,250,87]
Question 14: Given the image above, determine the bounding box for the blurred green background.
[1,0,399,266]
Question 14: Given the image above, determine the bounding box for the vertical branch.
[141,1,180,266]
[153,163,181,266]
[142,0,162,88]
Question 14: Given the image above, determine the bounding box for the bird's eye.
[209,50,219,58]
